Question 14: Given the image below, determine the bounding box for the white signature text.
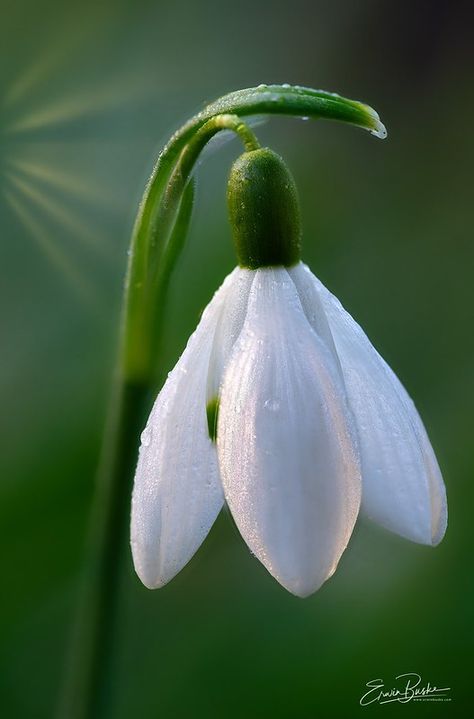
[360,673,451,706]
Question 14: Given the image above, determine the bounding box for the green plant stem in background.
[58,381,149,719]
[58,85,385,719]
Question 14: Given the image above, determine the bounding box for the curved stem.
[122,85,386,386]
[149,115,259,323]
[123,113,260,386]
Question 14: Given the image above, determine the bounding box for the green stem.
[123,113,260,386]
[57,378,150,719]
[149,114,259,335]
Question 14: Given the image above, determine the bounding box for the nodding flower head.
[130,147,447,598]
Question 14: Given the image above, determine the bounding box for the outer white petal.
[130,270,239,588]
[310,267,447,546]
[217,268,361,597]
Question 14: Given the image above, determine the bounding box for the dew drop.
[264,398,280,412]
[141,426,152,447]
[257,83,267,90]
[301,116,309,121]
[282,83,290,89]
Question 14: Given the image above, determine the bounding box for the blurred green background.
[1,0,473,716]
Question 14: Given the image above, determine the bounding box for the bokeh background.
[1,0,473,716]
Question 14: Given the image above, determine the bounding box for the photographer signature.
[360,673,451,706]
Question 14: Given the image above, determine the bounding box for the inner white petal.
[288,262,341,364]
[206,267,255,402]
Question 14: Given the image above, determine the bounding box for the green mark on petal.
[206,396,220,442]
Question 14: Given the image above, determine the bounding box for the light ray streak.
[4,190,102,311]
[2,2,122,111]
[3,48,66,110]
[5,172,111,258]
[5,74,155,135]
[8,158,119,209]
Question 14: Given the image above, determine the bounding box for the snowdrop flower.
[131,148,447,597]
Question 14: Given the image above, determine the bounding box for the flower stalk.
[59,85,386,719]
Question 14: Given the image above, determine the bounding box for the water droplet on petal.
[140,426,152,447]
[264,398,280,412]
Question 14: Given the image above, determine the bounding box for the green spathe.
[227,148,302,269]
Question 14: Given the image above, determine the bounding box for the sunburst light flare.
[1,12,157,311]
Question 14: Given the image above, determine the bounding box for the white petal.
[288,262,341,363]
[217,268,361,597]
[130,270,239,588]
[311,269,447,545]
[206,267,255,401]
